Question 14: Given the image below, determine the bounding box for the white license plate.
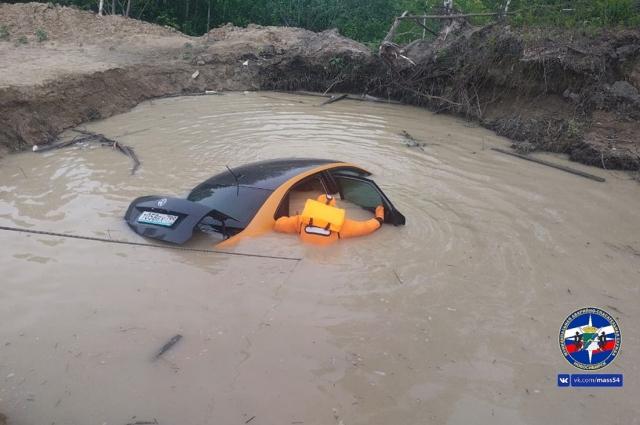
[137,211,178,227]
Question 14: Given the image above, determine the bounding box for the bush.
[16,35,28,45]
[0,25,9,41]
[35,29,48,42]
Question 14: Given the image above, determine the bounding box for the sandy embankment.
[0,2,374,154]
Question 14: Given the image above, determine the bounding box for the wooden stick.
[383,10,408,43]
[73,129,141,174]
[397,12,513,20]
[322,78,343,95]
[32,136,94,152]
[410,18,438,36]
[278,91,402,105]
[491,148,606,182]
[113,142,141,175]
[35,130,142,175]
[318,93,348,106]
[154,334,183,360]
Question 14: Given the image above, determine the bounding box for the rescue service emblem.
[559,307,621,370]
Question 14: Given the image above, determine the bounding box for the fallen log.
[318,93,348,106]
[491,148,606,182]
[278,91,402,105]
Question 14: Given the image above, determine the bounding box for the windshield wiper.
[226,165,241,196]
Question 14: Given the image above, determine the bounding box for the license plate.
[137,211,178,227]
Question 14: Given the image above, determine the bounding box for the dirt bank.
[374,24,640,170]
[1,2,639,170]
[2,92,640,425]
[0,2,373,153]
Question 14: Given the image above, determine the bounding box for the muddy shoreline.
[1,2,639,170]
[2,92,640,425]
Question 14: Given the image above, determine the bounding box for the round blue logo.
[559,307,621,370]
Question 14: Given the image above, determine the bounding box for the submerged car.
[124,158,406,246]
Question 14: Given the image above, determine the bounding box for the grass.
[0,25,9,41]
[35,28,48,42]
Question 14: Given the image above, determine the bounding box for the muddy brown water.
[1,92,639,425]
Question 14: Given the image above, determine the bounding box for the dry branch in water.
[318,93,348,106]
[33,129,141,175]
[491,148,606,182]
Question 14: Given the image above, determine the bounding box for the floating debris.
[319,93,348,106]
[126,419,158,425]
[154,334,183,360]
[491,148,606,182]
[33,129,141,175]
[400,130,427,151]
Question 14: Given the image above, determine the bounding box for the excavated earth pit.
[0,92,639,425]
[1,4,640,424]
[1,3,639,171]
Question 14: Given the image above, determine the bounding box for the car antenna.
[226,165,240,195]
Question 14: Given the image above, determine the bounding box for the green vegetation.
[16,35,28,45]
[35,28,48,42]
[5,0,640,43]
[0,25,9,41]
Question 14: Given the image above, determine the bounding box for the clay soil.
[0,2,373,153]
[1,2,639,170]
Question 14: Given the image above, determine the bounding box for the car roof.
[193,158,345,191]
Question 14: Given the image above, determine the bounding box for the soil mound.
[0,4,373,153]
[0,2,181,44]
[377,24,640,170]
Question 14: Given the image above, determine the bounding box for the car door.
[328,170,406,225]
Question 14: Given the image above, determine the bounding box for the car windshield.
[187,184,272,229]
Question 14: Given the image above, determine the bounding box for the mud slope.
[0,3,374,153]
[377,24,640,170]
[1,3,639,170]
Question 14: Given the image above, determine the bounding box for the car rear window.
[187,184,272,229]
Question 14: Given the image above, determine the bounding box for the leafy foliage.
[4,0,640,43]
[0,25,10,41]
[35,28,48,42]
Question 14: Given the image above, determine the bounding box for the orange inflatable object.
[274,195,384,245]
[300,199,346,232]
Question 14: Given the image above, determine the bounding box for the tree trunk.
[503,0,512,18]
[112,0,116,14]
[98,0,104,16]
[207,0,211,33]
[443,0,452,14]
[125,0,131,17]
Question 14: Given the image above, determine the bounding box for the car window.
[332,175,383,209]
[274,173,331,219]
[187,184,271,228]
